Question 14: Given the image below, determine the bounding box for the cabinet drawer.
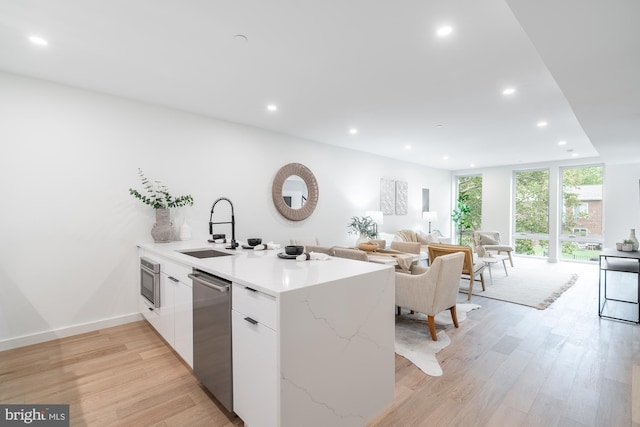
[162,259,191,285]
[232,283,277,330]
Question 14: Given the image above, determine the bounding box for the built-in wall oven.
[140,257,161,308]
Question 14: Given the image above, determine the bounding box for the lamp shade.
[366,210,384,224]
[422,211,438,222]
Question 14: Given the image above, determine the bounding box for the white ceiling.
[0,0,638,170]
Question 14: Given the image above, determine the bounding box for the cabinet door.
[156,273,176,346]
[139,296,160,330]
[174,281,193,368]
[232,310,278,427]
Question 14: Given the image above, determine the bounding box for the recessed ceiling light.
[436,26,453,37]
[470,163,476,168]
[349,128,358,135]
[537,121,548,127]
[571,152,579,157]
[502,87,516,95]
[266,104,277,112]
[435,124,444,128]
[234,34,248,43]
[558,140,567,146]
[28,36,48,46]
[404,145,412,150]
[443,155,449,160]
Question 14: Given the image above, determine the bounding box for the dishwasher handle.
[188,273,229,293]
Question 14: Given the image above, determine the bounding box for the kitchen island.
[138,240,395,427]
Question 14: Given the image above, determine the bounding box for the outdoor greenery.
[453,175,482,244]
[515,170,549,254]
[562,166,603,234]
[515,165,603,258]
[347,215,377,238]
[129,168,194,209]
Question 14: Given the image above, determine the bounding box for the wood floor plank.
[0,257,636,426]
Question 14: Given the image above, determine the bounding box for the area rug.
[394,303,481,376]
[465,263,578,310]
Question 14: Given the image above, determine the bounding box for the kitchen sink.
[178,249,233,259]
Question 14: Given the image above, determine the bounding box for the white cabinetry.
[232,283,278,427]
[139,252,193,368]
[173,278,193,367]
[156,272,176,345]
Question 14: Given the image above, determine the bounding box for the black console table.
[598,248,640,323]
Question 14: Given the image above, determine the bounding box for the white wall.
[604,163,640,247]
[454,159,640,259]
[0,71,451,349]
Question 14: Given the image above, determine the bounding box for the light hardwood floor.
[1,257,638,426]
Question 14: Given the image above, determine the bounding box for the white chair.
[395,252,465,341]
[472,231,514,267]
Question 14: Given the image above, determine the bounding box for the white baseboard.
[0,313,143,352]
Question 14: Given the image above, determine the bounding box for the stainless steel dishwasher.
[189,269,233,412]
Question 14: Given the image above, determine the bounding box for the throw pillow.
[479,234,499,245]
[476,245,486,257]
[416,232,430,245]
[417,231,440,244]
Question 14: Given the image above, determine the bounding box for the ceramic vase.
[151,208,172,243]
[179,221,192,241]
[629,228,639,251]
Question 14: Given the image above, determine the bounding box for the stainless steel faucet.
[208,197,237,249]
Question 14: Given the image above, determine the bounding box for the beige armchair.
[290,237,319,246]
[389,241,421,271]
[472,231,514,267]
[395,252,465,341]
[390,240,421,254]
[333,247,369,261]
[426,243,486,301]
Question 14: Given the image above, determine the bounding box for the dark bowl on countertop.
[247,238,262,246]
[285,245,304,256]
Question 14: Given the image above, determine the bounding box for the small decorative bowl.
[285,245,304,255]
[357,242,379,252]
[247,238,262,246]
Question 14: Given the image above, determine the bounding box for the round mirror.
[272,163,318,221]
[282,175,308,208]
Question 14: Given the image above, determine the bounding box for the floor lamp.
[422,211,438,233]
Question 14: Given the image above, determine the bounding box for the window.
[514,169,549,257]
[572,228,588,236]
[573,203,588,216]
[561,165,603,262]
[454,175,482,245]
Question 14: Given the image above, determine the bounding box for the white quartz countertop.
[138,240,392,297]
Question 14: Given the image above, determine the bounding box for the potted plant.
[622,240,634,251]
[129,168,194,242]
[347,215,377,244]
[451,193,473,245]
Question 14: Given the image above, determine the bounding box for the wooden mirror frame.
[272,163,319,221]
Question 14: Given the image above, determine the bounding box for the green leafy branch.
[347,216,377,238]
[129,168,194,209]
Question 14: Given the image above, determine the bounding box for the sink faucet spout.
[208,197,237,249]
